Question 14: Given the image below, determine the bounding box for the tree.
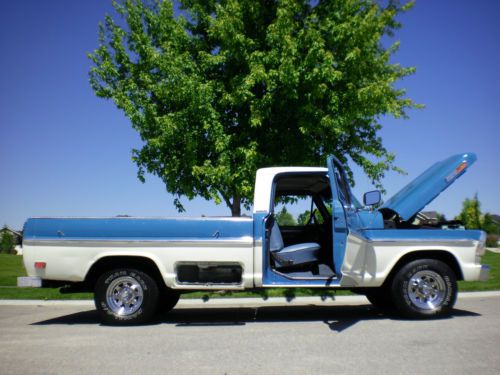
[456,195,500,248]
[0,230,15,254]
[89,0,419,216]
[436,212,447,223]
[482,213,500,248]
[275,207,296,226]
[482,213,499,235]
[457,194,482,230]
[297,210,311,226]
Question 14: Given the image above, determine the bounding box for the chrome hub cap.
[106,276,144,316]
[408,270,446,310]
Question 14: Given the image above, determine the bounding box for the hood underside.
[380,153,477,221]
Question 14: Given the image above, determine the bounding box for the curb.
[1,291,499,307]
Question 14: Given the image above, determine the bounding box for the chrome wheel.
[106,276,144,316]
[407,270,446,310]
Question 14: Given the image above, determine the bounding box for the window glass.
[333,162,351,206]
[274,195,318,226]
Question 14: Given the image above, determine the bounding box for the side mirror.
[363,190,381,206]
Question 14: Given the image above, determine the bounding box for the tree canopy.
[456,194,500,247]
[89,0,419,216]
[0,230,15,254]
[457,194,483,230]
[275,207,297,226]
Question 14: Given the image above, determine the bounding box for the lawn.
[458,250,500,291]
[0,251,498,300]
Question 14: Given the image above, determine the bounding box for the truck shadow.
[32,304,480,332]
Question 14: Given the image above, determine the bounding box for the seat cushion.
[272,242,320,268]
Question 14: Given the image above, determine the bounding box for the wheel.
[364,287,395,311]
[94,268,159,325]
[157,288,180,314]
[391,259,457,318]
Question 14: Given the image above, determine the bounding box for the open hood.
[380,153,477,221]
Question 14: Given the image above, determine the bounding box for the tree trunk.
[231,194,241,217]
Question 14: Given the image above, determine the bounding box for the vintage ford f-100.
[22,153,489,324]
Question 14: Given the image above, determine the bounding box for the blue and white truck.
[22,153,489,324]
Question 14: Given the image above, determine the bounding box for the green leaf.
[88,0,420,216]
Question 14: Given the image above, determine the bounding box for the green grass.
[0,253,26,285]
[0,254,93,299]
[0,251,498,300]
[459,250,500,291]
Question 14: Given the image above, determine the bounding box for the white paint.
[341,232,484,287]
[23,241,255,290]
[253,167,327,213]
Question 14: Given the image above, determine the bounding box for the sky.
[0,0,499,230]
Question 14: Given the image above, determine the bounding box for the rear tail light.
[34,262,46,269]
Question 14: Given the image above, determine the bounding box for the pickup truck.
[22,153,489,324]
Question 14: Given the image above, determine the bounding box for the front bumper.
[479,265,490,282]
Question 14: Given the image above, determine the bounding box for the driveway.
[0,293,499,375]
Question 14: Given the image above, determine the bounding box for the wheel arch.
[84,255,167,291]
[383,250,464,287]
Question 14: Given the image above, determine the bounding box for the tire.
[94,268,159,325]
[157,289,180,314]
[364,287,395,311]
[391,259,457,319]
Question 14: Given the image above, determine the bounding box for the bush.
[486,234,499,248]
[0,232,15,254]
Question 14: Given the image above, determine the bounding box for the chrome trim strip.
[24,238,254,248]
[349,230,478,246]
[366,239,477,246]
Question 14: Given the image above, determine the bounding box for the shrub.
[486,234,499,248]
[0,232,15,254]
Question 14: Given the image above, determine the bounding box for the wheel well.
[84,256,167,291]
[384,250,464,286]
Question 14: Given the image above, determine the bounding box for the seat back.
[270,221,320,269]
[270,222,284,252]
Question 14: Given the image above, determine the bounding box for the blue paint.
[327,156,349,275]
[260,212,342,286]
[23,152,480,290]
[381,153,477,221]
[23,217,253,242]
[356,210,384,229]
[262,277,341,287]
[252,212,269,283]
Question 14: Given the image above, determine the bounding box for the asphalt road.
[1,294,499,375]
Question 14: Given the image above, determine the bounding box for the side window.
[333,163,351,206]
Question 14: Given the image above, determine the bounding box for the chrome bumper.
[479,265,490,282]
